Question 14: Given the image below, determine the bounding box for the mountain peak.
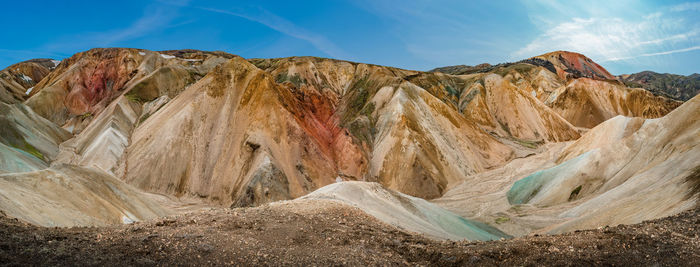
[533,50,617,81]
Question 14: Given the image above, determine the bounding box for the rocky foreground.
[1,200,697,266]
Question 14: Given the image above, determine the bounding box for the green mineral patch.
[495,63,535,77]
[125,92,146,103]
[340,76,382,146]
[445,85,459,98]
[462,88,480,104]
[79,112,93,119]
[341,76,376,123]
[19,140,44,161]
[138,113,151,125]
[498,121,511,136]
[513,138,543,149]
[494,217,510,224]
[275,72,306,87]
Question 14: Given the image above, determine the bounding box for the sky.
[1,0,698,75]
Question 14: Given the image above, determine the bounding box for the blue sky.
[1,0,698,75]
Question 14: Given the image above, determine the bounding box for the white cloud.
[513,7,699,64]
[96,7,178,46]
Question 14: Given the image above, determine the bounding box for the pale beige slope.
[0,142,48,174]
[124,57,338,207]
[436,94,699,236]
[300,181,509,241]
[548,78,681,128]
[432,143,571,236]
[0,102,71,171]
[473,73,580,141]
[0,164,170,227]
[368,82,513,198]
[528,94,699,233]
[54,95,141,175]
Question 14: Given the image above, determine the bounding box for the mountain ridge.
[0,48,695,246]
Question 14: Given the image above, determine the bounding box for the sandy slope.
[436,94,699,235]
[0,102,70,173]
[0,164,169,227]
[301,181,508,240]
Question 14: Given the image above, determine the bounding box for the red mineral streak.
[279,81,368,180]
[538,51,617,81]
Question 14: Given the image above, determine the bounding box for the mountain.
[0,58,58,104]
[0,102,70,173]
[24,48,234,132]
[431,51,681,128]
[430,51,617,81]
[435,93,700,235]
[532,51,617,81]
[0,48,695,248]
[619,71,700,101]
[429,63,492,75]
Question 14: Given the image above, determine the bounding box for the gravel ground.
[0,200,698,266]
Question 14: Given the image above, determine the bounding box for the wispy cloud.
[42,2,189,52]
[353,0,512,66]
[95,7,179,46]
[514,1,700,66]
[605,46,700,62]
[636,31,698,46]
[195,6,351,60]
[670,2,700,12]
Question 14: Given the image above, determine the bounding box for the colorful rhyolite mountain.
[0,48,696,240]
[0,58,58,104]
[619,71,700,101]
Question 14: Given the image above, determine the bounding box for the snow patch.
[139,52,146,56]
[19,74,32,82]
[25,87,33,95]
[160,54,175,59]
[122,216,134,224]
[531,90,537,97]
[51,60,61,68]
[335,176,343,183]
[64,124,75,134]
[184,58,202,62]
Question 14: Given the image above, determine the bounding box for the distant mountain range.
[618,71,700,101]
[432,54,700,102]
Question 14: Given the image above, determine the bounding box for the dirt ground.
[0,200,698,266]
